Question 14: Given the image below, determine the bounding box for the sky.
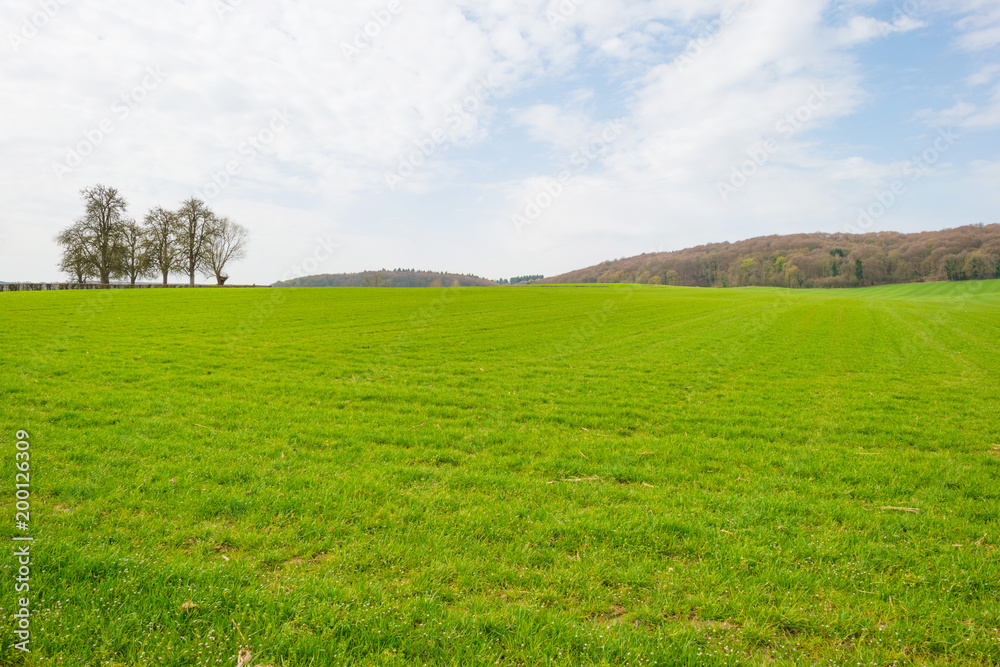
[1,0,999,285]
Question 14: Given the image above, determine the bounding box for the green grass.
[1,282,998,666]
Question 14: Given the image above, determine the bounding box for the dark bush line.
[0,283,267,292]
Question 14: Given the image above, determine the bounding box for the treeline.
[509,275,545,285]
[545,224,1000,288]
[275,270,498,288]
[57,184,249,286]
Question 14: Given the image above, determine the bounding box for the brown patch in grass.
[236,648,277,667]
[278,552,335,571]
[879,506,920,514]
[548,476,602,484]
[590,605,629,626]
[667,614,738,631]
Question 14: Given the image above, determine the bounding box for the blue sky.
[1,0,999,284]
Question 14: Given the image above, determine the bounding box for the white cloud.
[512,104,594,149]
[504,0,873,246]
[912,1,1000,128]
[966,63,1000,86]
[835,14,925,45]
[951,0,1000,51]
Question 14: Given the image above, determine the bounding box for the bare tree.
[362,271,387,287]
[200,217,249,285]
[58,184,129,283]
[176,198,216,286]
[144,207,181,285]
[56,222,94,284]
[120,219,151,285]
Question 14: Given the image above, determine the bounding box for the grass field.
[1,281,998,666]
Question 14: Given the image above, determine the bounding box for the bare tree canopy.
[120,219,151,285]
[56,222,94,284]
[176,197,217,286]
[201,217,249,285]
[54,186,251,286]
[362,271,387,287]
[55,184,130,284]
[144,206,181,285]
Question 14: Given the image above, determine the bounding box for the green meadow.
[1,282,998,666]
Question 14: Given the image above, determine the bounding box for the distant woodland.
[275,269,497,288]
[545,224,1000,288]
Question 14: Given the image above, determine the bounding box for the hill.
[275,269,497,288]
[544,224,1000,288]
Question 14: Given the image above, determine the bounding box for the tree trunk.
[162,270,168,286]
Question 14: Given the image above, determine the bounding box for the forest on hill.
[275,269,497,288]
[544,224,1000,288]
